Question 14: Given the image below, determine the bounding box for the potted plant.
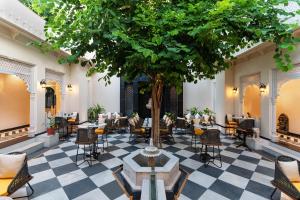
[88,104,105,122]
[47,116,55,135]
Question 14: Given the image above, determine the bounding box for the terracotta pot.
[47,128,55,136]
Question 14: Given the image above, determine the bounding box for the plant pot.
[47,128,55,136]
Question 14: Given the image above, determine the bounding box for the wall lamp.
[233,87,238,94]
[40,79,47,88]
[259,83,266,93]
[67,84,73,91]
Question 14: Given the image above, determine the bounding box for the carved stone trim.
[45,69,64,92]
[0,56,33,92]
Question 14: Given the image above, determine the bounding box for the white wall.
[91,74,120,113]
[183,80,214,114]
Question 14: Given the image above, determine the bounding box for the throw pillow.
[278,160,300,182]
[0,153,26,178]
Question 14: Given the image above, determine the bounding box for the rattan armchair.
[115,117,128,133]
[128,117,147,142]
[271,155,300,200]
[159,120,175,147]
[75,128,98,166]
[68,112,79,133]
[0,152,34,198]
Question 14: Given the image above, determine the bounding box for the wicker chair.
[0,152,34,198]
[55,117,69,139]
[68,112,79,133]
[115,117,128,133]
[175,117,190,134]
[105,118,116,133]
[271,155,300,200]
[159,120,175,147]
[128,117,147,142]
[200,129,222,168]
[225,114,237,135]
[75,128,98,166]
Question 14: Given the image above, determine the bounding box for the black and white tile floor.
[20,131,279,200]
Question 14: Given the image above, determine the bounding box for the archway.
[45,80,62,116]
[0,73,30,145]
[243,84,261,118]
[276,79,300,135]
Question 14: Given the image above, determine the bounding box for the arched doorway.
[45,80,62,116]
[0,73,30,145]
[243,84,261,118]
[276,79,300,142]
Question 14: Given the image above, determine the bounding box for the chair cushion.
[0,178,13,196]
[195,128,204,135]
[95,129,104,135]
[134,128,145,134]
[292,182,300,192]
[68,118,76,122]
[0,154,26,179]
[278,160,300,182]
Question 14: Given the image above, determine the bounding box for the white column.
[28,92,37,137]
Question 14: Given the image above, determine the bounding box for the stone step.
[0,138,44,154]
[261,140,300,160]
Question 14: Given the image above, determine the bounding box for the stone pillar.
[28,92,37,137]
[270,97,279,142]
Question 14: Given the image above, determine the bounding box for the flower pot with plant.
[47,116,56,135]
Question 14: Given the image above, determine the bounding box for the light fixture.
[67,84,72,91]
[233,87,238,94]
[40,79,46,88]
[259,83,266,93]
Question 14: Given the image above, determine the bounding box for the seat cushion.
[195,128,204,135]
[95,128,104,135]
[0,178,13,196]
[278,160,300,182]
[134,128,145,134]
[0,154,26,178]
[292,182,300,192]
[68,118,76,122]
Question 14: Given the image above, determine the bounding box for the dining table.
[77,122,107,159]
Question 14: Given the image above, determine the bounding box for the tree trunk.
[151,75,163,147]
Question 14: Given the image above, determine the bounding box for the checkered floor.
[19,130,279,200]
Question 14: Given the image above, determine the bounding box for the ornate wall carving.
[0,56,33,92]
[45,69,64,93]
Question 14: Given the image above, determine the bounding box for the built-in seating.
[0,152,34,198]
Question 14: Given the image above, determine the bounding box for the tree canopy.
[32,0,300,88]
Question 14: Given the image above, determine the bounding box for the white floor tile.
[232,159,257,171]
[221,150,240,158]
[258,159,275,169]
[114,194,130,200]
[48,157,73,168]
[90,170,115,187]
[219,171,249,189]
[180,158,203,170]
[30,169,56,185]
[28,157,47,167]
[189,171,216,188]
[109,149,129,157]
[198,189,230,200]
[175,150,195,158]
[102,157,123,169]
[251,172,273,187]
[240,191,269,200]
[31,188,69,200]
[43,148,63,156]
[57,169,87,186]
[73,189,110,200]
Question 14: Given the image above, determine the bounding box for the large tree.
[32,0,299,145]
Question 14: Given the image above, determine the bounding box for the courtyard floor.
[16,131,279,200]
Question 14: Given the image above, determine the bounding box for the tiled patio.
[19,130,280,200]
